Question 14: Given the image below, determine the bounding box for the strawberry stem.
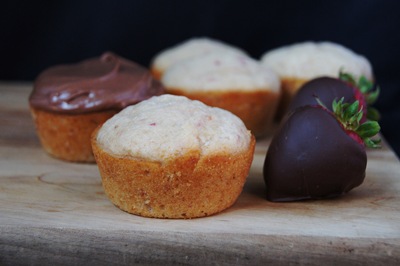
[338,70,381,121]
[330,98,381,148]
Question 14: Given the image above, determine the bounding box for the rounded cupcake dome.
[260,41,373,81]
[259,41,373,121]
[150,37,247,79]
[96,94,252,161]
[160,51,281,137]
[161,51,280,92]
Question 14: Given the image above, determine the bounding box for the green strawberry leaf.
[338,70,381,121]
[357,120,381,138]
[358,76,373,94]
[364,137,381,149]
[366,86,380,105]
[339,70,357,85]
[328,97,381,148]
[367,107,381,121]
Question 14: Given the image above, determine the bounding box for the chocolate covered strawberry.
[263,98,380,202]
[288,71,380,121]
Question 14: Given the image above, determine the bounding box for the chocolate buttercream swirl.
[29,52,164,114]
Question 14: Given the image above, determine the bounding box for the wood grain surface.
[1,83,400,265]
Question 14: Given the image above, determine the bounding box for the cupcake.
[161,52,281,137]
[260,41,373,120]
[29,52,164,162]
[92,94,255,219]
[150,37,247,80]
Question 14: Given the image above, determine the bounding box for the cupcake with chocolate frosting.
[29,52,164,162]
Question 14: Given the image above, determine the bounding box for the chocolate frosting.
[29,52,164,114]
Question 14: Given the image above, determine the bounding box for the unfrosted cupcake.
[150,37,247,80]
[29,52,164,162]
[92,94,255,219]
[161,52,281,137]
[260,41,373,120]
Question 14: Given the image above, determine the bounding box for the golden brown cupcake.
[92,94,255,219]
[29,52,164,162]
[161,51,281,137]
[260,41,373,120]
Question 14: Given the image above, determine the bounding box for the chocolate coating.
[288,77,355,113]
[263,106,367,202]
[29,52,164,114]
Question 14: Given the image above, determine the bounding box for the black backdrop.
[2,0,399,155]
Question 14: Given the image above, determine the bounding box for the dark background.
[2,0,399,156]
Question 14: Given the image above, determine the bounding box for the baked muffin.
[29,52,164,163]
[150,37,247,80]
[260,41,373,120]
[161,52,281,137]
[92,94,255,219]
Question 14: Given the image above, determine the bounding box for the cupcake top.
[151,37,247,76]
[161,52,280,92]
[96,94,252,161]
[30,52,164,114]
[260,41,373,80]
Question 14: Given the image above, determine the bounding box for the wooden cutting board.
[1,83,400,265]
